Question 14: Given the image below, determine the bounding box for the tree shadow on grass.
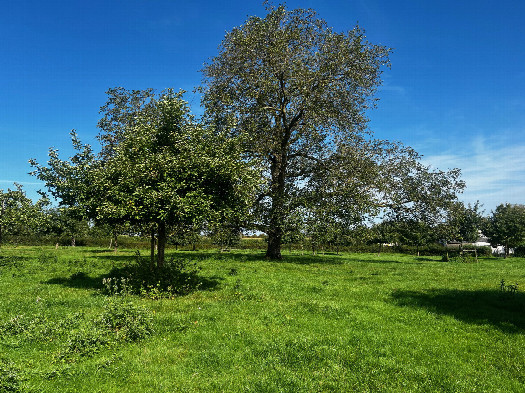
[44,269,222,294]
[391,289,525,333]
[163,251,346,265]
[44,272,104,290]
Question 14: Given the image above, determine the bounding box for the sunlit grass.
[1,246,525,392]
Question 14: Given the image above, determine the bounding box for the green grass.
[1,246,525,392]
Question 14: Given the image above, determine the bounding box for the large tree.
[201,4,463,259]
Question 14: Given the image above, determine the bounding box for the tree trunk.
[267,227,283,259]
[150,226,156,269]
[157,221,167,268]
[113,228,118,252]
[265,151,287,260]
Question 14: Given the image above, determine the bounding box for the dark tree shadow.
[44,269,221,294]
[415,257,441,262]
[162,251,347,265]
[44,272,105,290]
[391,289,525,333]
[352,258,424,265]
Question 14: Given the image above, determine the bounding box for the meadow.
[1,246,525,392]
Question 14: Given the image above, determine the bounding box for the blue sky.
[1,0,524,213]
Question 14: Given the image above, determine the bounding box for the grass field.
[1,246,525,392]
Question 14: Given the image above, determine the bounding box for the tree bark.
[265,151,287,260]
[113,228,118,252]
[150,225,156,269]
[157,221,167,268]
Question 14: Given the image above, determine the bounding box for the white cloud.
[422,135,525,212]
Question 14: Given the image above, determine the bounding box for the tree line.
[3,4,523,261]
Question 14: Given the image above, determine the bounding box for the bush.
[0,359,21,392]
[59,328,111,359]
[96,300,153,342]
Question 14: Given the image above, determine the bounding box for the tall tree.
[201,4,463,259]
[483,204,525,258]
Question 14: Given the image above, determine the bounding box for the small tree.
[483,204,525,258]
[31,89,259,267]
[440,201,483,250]
[93,89,258,267]
[0,184,49,246]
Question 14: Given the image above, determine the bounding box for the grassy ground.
[1,246,525,392]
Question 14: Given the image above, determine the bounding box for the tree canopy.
[201,4,464,259]
[0,184,49,246]
[31,89,259,266]
[483,203,525,258]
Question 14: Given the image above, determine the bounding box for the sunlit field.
[1,246,525,392]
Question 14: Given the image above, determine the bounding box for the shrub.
[59,328,111,359]
[96,300,153,342]
[514,245,525,257]
[0,359,21,392]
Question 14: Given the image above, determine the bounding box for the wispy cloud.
[423,135,525,212]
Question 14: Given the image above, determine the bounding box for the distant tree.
[201,3,464,259]
[440,201,483,249]
[395,219,436,256]
[483,204,525,258]
[0,184,49,246]
[369,220,398,256]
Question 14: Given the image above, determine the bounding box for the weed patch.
[0,358,22,392]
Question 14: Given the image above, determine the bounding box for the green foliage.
[59,327,112,359]
[0,358,21,392]
[484,203,525,257]
[96,300,153,342]
[30,88,260,267]
[201,4,464,259]
[441,201,483,244]
[513,244,525,257]
[0,184,50,246]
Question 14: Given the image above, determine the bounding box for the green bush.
[0,359,21,392]
[59,328,111,359]
[96,300,153,342]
